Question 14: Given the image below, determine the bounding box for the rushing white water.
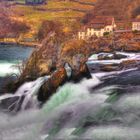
[0,45,34,92]
[0,60,20,77]
[0,52,140,140]
[0,76,50,113]
[0,77,104,140]
[0,71,139,140]
[87,52,140,65]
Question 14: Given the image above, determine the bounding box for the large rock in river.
[38,67,67,101]
[38,63,91,102]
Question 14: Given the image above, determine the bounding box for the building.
[132,19,140,31]
[78,16,116,40]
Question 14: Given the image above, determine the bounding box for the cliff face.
[20,33,140,81]
[21,34,89,79]
[13,32,140,101]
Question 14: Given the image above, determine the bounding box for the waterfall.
[0,76,49,112]
[40,69,140,140]
[0,52,140,140]
[0,68,140,140]
[0,60,20,77]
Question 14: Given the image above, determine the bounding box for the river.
[0,51,140,140]
[0,44,33,92]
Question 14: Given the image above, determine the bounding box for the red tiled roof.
[87,16,114,29]
[89,16,114,25]
[88,23,105,29]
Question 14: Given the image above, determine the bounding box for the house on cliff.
[78,16,116,40]
[132,19,140,31]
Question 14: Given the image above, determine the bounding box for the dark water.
[0,44,34,91]
[0,44,33,61]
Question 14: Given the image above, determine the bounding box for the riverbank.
[0,40,40,48]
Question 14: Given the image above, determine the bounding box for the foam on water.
[0,73,140,140]
[0,76,49,113]
[0,76,104,140]
[0,60,20,77]
[82,126,140,140]
[114,93,140,113]
[0,52,140,140]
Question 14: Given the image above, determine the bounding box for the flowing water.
[0,44,33,92]
[0,51,140,140]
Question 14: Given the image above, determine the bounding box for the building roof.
[87,16,114,29]
[115,20,131,30]
[132,19,140,22]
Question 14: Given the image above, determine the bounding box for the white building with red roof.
[78,16,116,39]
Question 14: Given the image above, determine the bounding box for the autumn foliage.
[37,20,64,42]
[0,17,29,38]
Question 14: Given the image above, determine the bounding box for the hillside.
[0,2,29,39]
[0,0,97,45]
[2,0,140,45]
[84,0,140,22]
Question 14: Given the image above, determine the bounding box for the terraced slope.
[9,0,97,43]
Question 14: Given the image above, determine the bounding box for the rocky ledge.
[7,33,140,103]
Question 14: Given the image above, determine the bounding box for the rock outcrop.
[13,34,91,101]
[13,32,140,102]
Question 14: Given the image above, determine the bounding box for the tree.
[10,21,30,38]
[37,20,64,42]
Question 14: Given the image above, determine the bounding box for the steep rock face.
[15,32,140,102]
[21,34,92,79]
[37,63,91,102]
[22,33,60,79]
[17,34,92,101]
[21,34,140,81]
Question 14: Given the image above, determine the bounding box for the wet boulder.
[38,63,91,102]
[100,64,120,72]
[121,59,140,69]
[38,67,67,102]
[71,63,91,82]
[98,53,127,60]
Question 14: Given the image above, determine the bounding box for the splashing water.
[0,52,140,140]
[0,76,49,113]
[0,60,21,78]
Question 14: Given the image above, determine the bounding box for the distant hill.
[0,0,97,44]
[83,0,140,23]
[0,2,30,38]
